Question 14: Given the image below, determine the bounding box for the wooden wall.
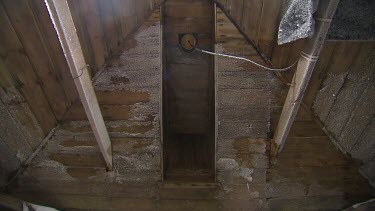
[162,0,216,181]
[313,41,375,186]
[7,9,373,210]
[215,0,283,57]
[271,40,375,185]
[0,0,161,185]
[67,0,163,76]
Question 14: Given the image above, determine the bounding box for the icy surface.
[278,0,318,45]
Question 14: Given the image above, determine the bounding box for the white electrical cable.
[195,47,297,72]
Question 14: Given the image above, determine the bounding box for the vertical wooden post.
[272,0,340,157]
[44,0,112,170]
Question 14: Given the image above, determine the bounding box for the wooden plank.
[165,18,213,33]
[281,39,308,83]
[114,0,137,39]
[45,0,113,170]
[2,0,69,120]
[270,42,294,69]
[0,4,57,134]
[277,151,349,167]
[165,3,211,18]
[64,103,132,121]
[341,87,375,148]
[272,0,340,155]
[13,193,157,210]
[49,153,106,168]
[242,0,263,45]
[217,25,243,41]
[303,41,336,109]
[58,120,155,136]
[350,117,375,162]
[67,0,96,75]
[12,180,159,198]
[360,156,375,187]
[162,0,215,181]
[267,196,369,211]
[97,0,122,55]
[136,0,146,25]
[0,59,45,150]
[228,0,244,26]
[267,166,365,184]
[325,42,362,74]
[313,42,371,123]
[323,43,374,142]
[28,0,78,105]
[66,168,106,179]
[287,121,326,138]
[281,137,332,152]
[95,90,150,105]
[257,0,282,57]
[77,0,107,68]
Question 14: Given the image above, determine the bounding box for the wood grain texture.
[215,0,281,58]
[5,8,373,210]
[46,0,113,170]
[78,0,108,68]
[2,0,69,120]
[28,0,78,105]
[272,38,375,186]
[97,0,123,56]
[162,0,215,181]
[0,4,57,134]
[0,0,162,138]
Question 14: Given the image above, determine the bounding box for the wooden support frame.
[44,0,113,170]
[272,0,341,157]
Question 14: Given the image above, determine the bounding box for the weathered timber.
[45,0,113,170]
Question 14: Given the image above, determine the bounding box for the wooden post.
[272,0,340,157]
[44,0,113,170]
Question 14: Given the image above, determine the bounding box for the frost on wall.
[278,0,318,45]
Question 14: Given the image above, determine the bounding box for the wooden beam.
[44,0,113,170]
[272,0,341,157]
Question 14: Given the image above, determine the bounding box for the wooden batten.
[272,0,341,157]
[44,0,113,170]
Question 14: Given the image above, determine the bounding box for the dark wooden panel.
[0,4,57,134]
[242,0,263,45]
[162,0,215,181]
[215,0,281,58]
[67,0,97,74]
[77,0,107,68]
[97,0,123,56]
[49,153,106,168]
[28,0,78,105]
[2,0,70,120]
[257,0,282,56]
[113,0,137,39]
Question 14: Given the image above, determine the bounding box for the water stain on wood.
[59,139,96,147]
[108,123,154,134]
[124,38,138,51]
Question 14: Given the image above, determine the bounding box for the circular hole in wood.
[179,33,197,52]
